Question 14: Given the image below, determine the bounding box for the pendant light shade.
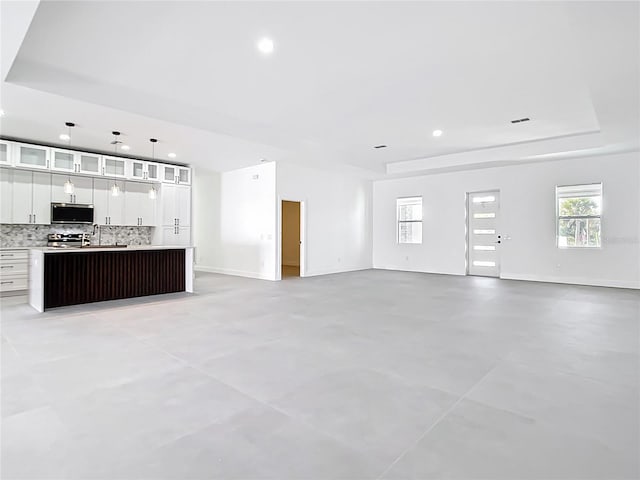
[148,138,158,200]
[64,178,75,194]
[64,122,75,194]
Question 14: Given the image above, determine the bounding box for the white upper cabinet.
[124,181,156,226]
[102,156,127,178]
[51,174,93,205]
[93,178,125,225]
[78,153,102,175]
[161,184,190,227]
[146,162,160,181]
[50,148,78,173]
[11,170,51,224]
[0,141,12,165]
[127,159,146,181]
[161,165,191,185]
[13,143,50,170]
[125,159,162,182]
[0,168,12,223]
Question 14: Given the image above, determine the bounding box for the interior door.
[467,190,501,277]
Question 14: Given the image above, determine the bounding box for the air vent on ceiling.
[511,117,531,124]
[373,145,387,149]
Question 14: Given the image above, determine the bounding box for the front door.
[467,190,501,277]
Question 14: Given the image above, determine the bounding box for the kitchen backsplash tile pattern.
[0,224,153,247]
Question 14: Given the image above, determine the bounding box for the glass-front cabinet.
[0,141,11,165]
[102,156,127,178]
[79,154,101,175]
[127,159,162,181]
[50,148,77,173]
[13,143,50,170]
[162,165,191,185]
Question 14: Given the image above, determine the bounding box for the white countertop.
[30,245,194,253]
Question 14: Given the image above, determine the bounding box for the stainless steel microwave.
[51,203,94,224]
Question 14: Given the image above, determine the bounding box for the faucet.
[92,224,101,246]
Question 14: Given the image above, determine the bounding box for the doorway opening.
[467,190,501,278]
[281,200,301,278]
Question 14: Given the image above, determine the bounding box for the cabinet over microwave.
[51,203,94,224]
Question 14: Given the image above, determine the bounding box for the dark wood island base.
[29,246,194,312]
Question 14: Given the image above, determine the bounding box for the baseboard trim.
[303,265,372,277]
[500,273,640,290]
[194,265,276,281]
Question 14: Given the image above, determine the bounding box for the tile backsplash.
[0,224,153,248]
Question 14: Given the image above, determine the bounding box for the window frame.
[556,183,603,249]
[396,196,423,245]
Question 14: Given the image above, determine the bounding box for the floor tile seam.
[504,357,640,393]
[374,359,503,479]
[170,361,381,463]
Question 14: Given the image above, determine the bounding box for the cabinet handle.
[1,281,14,285]
[105,216,108,224]
[1,265,14,269]
[1,254,15,257]
[33,214,36,223]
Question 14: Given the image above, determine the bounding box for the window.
[397,197,422,244]
[556,183,602,248]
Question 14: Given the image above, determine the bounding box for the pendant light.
[110,131,121,197]
[63,122,75,194]
[148,138,158,199]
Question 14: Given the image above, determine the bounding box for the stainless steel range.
[47,233,90,248]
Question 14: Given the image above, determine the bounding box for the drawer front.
[0,251,29,261]
[0,262,28,276]
[0,276,28,292]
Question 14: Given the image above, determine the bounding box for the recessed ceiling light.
[257,37,275,54]
[121,145,130,151]
[168,152,177,159]
[59,133,71,141]
[432,129,443,137]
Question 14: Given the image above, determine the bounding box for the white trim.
[500,273,639,290]
[304,265,372,277]
[194,265,276,281]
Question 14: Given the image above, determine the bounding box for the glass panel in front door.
[467,190,500,277]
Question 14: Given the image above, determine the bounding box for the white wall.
[277,162,373,277]
[192,167,221,269]
[195,162,277,280]
[373,152,640,289]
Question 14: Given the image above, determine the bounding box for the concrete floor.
[1,270,638,479]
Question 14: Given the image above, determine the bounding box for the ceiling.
[0,1,638,177]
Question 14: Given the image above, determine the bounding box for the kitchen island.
[29,246,194,312]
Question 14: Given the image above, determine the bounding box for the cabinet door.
[102,157,127,178]
[11,170,32,223]
[32,172,51,224]
[93,178,110,225]
[162,165,177,184]
[50,149,77,173]
[161,184,177,225]
[124,181,155,226]
[0,141,11,165]
[175,227,191,246]
[127,160,146,181]
[177,167,191,185]
[175,185,191,226]
[14,144,49,170]
[108,180,126,225]
[0,168,12,223]
[51,174,93,204]
[146,162,160,181]
[79,154,101,175]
